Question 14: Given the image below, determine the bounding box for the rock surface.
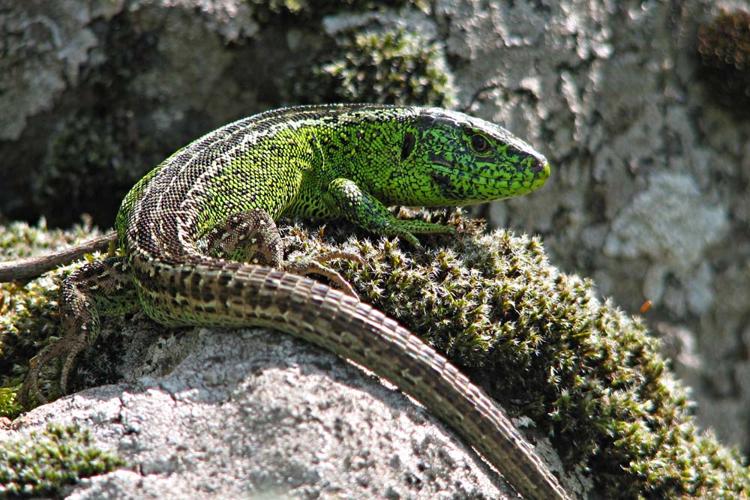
[10,326,534,498]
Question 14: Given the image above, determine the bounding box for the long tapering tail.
[132,254,571,500]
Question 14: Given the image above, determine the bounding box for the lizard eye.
[470,133,490,154]
[401,132,416,161]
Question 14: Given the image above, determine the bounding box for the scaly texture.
[24,104,566,499]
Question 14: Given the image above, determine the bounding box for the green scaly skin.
[22,104,567,499]
[117,104,549,249]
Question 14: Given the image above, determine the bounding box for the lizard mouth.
[429,158,548,201]
[430,162,511,194]
[431,163,502,185]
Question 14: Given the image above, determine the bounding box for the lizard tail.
[129,253,571,500]
[0,231,117,283]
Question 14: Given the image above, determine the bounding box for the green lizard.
[16,104,568,499]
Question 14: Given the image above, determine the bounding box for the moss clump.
[298,27,455,107]
[697,9,750,112]
[4,211,749,496]
[0,386,22,419]
[279,210,749,498]
[0,424,124,497]
[0,274,65,415]
[0,218,102,261]
[0,219,107,418]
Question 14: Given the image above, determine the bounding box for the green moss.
[0,386,22,419]
[0,220,107,417]
[298,27,455,107]
[0,273,65,415]
[0,424,124,497]
[4,212,749,496]
[279,210,749,498]
[0,218,101,260]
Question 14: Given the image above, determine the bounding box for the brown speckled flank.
[31,104,566,499]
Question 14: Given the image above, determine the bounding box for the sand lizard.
[16,104,569,499]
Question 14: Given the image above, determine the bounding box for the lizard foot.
[20,327,89,406]
[206,210,283,267]
[207,209,365,296]
[286,251,365,298]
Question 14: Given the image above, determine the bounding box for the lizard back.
[117,104,413,262]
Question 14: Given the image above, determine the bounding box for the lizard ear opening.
[400,132,416,161]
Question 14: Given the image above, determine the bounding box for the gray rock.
[12,327,529,499]
[603,173,728,267]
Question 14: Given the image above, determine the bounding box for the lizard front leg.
[205,209,362,296]
[20,256,136,406]
[327,178,455,247]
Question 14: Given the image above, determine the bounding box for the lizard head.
[393,108,550,206]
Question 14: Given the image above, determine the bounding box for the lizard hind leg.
[20,256,135,406]
[205,209,363,297]
[205,209,284,267]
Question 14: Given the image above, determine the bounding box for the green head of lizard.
[381,107,550,207]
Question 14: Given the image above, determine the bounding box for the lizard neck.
[303,108,415,204]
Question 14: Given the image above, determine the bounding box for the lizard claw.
[19,330,86,407]
[286,251,364,298]
[19,355,46,407]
